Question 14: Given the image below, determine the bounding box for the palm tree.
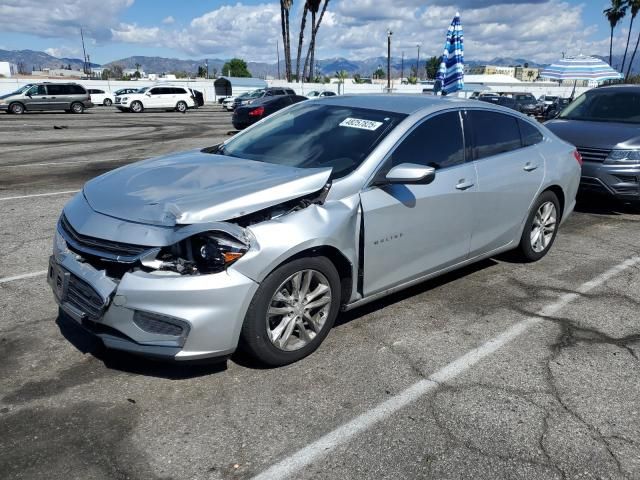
[295,1,310,81]
[280,0,293,81]
[303,0,330,81]
[625,0,640,78]
[604,0,628,67]
[621,0,640,74]
[335,69,347,94]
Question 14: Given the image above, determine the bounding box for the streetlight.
[416,43,421,81]
[387,30,393,90]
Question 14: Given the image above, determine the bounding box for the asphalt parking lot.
[1,105,639,480]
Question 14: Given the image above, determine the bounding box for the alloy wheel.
[266,269,332,351]
[530,201,557,253]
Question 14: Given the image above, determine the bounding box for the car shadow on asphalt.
[56,314,228,379]
[335,258,498,327]
[574,194,639,216]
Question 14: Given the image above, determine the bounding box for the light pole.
[416,43,421,80]
[401,51,404,83]
[205,59,209,79]
[387,30,393,90]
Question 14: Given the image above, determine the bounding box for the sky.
[0,0,630,64]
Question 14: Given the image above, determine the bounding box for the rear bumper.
[0,104,8,111]
[580,161,640,201]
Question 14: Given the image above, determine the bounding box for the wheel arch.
[542,184,565,219]
[266,245,353,306]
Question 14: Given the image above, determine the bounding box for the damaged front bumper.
[49,234,259,361]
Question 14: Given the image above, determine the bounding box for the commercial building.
[0,61,18,78]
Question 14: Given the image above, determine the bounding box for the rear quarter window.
[518,120,544,147]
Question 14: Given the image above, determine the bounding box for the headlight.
[53,228,68,259]
[0,99,6,105]
[156,232,249,275]
[121,96,128,101]
[605,149,640,165]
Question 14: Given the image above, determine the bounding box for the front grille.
[67,274,106,320]
[577,147,610,163]
[60,215,150,262]
[133,311,186,336]
[115,98,122,104]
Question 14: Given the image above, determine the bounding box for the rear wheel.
[103,98,112,106]
[130,101,143,113]
[240,256,341,366]
[517,191,560,262]
[176,101,188,113]
[9,102,24,114]
[70,102,84,114]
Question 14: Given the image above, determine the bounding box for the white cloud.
[0,0,134,41]
[162,16,175,25]
[111,23,162,44]
[44,46,81,58]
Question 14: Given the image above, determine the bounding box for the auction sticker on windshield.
[339,118,384,131]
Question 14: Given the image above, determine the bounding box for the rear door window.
[46,84,71,95]
[468,110,522,159]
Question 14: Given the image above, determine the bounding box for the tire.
[517,191,560,262]
[9,102,24,115]
[70,102,84,114]
[130,101,143,113]
[176,101,188,113]
[240,256,341,366]
[103,98,112,106]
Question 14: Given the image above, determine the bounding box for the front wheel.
[70,102,84,114]
[517,191,560,262]
[9,103,25,114]
[176,101,188,113]
[130,101,143,113]
[240,256,341,366]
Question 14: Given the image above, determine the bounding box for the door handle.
[455,180,475,190]
[523,163,538,172]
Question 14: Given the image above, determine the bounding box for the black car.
[233,87,297,109]
[545,85,640,205]
[500,92,537,114]
[189,88,205,108]
[232,95,307,130]
[477,95,518,111]
[544,97,571,120]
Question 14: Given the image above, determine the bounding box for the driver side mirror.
[146,92,152,96]
[385,163,436,184]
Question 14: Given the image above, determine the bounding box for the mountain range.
[7,48,630,79]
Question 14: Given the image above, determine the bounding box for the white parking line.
[0,270,47,285]
[0,190,79,202]
[251,255,640,480]
[3,160,98,168]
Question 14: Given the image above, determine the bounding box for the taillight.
[248,106,264,117]
[573,150,583,166]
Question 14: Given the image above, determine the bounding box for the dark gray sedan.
[545,85,640,205]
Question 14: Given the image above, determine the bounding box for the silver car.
[48,95,581,366]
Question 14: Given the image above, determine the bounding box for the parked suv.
[87,89,114,106]
[233,87,297,109]
[545,85,640,205]
[0,82,93,114]
[115,85,195,113]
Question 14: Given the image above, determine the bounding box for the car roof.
[319,94,478,115]
[590,84,640,93]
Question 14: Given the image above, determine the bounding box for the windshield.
[137,87,149,93]
[307,91,319,97]
[248,90,265,98]
[218,103,406,180]
[1,84,33,98]
[559,90,640,123]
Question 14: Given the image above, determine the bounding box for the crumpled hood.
[83,150,332,226]
[545,119,640,150]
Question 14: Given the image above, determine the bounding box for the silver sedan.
[48,95,581,366]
